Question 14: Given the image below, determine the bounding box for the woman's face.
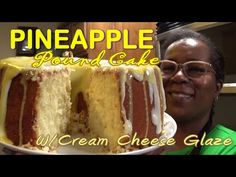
[163,38,221,123]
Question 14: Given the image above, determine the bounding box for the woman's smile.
[169,91,193,99]
[166,85,195,103]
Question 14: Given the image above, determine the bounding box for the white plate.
[0,113,176,155]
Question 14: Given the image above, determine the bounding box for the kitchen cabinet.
[198,23,236,94]
[58,22,157,61]
[84,22,157,60]
[57,22,88,58]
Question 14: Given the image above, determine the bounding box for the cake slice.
[0,58,71,149]
[70,64,166,152]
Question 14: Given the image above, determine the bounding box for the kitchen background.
[0,22,235,130]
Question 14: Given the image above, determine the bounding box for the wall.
[214,94,236,130]
[0,22,61,59]
[200,23,236,130]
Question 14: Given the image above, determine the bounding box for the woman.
[159,29,236,155]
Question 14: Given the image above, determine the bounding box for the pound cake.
[0,58,71,149]
[0,57,166,152]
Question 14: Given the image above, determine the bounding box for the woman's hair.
[161,29,225,83]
